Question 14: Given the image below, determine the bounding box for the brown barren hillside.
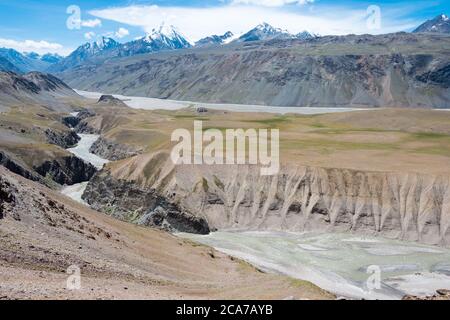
[0,166,332,300]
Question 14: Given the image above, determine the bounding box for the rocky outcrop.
[403,289,450,300]
[82,172,210,234]
[76,109,96,121]
[45,128,80,148]
[73,110,99,134]
[62,115,80,128]
[0,175,15,220]
[74,120,99,134]
[86,152,450,245]
[89,136,142,161]
[0,151,42,183]
[34,156,96,185]
[97,95,128,108]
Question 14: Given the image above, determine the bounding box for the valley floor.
[75,89,369,115]
[180,231,450,300]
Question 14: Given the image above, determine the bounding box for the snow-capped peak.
[236,22,293,42]
[153,23,181,38]
[256,22,274,30]
[95,36,117,49]
[255,22,287,35]
[141,23,192,49]
[145,23,191,44]
[223,32,240,44]
[413,13,450,34]
[73,36,119,58]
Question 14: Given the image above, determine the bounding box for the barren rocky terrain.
[0,71,94,184]
[2,69,450,299]
[0,166,332,300]
[69,103,450,247]
[0,73,334,299]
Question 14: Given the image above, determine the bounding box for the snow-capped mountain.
[145,23,192,49]
[51,25,192,72]
[195,31,234,47]
[51,23,316,72]
[121,24,192,56]
[236,22,293,42]
[69,36,120,60]
[413,14,450,33]
[79,37,121,56]
[48,37,120,72]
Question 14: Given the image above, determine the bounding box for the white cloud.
[115,27,129,38]
[81,18,102,28]
[90,4,420,42]
[231,0,314,7]
[102,27,130,40]
[84,31,96,40]
[0,38,71,55]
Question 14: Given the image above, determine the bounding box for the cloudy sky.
[0,0,448,55]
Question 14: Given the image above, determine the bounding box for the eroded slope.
[0,166,332,300]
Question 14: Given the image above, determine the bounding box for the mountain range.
[2,14,449,75]
[0,48,62,73]
[50,13,450,71]
[59,32,450,108]
[195,31,235,47]
[0,16,449,109]
[48,22,315,72]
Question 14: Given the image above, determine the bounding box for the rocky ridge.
[0,151,43,183]
[34,156,96,185]
[44,128,80,148]
[0,71,81,112]
[89,136,142,161]
[83,172,210,234]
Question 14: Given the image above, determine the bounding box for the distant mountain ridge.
[0,71,79,112]
[237,22,295,42]
[0,48,62,73]
[59,32,450,109]
[120,24,192,56]
[48,25,194,72]
[195,31,234,47]
[46,37,122,73]
[413,14,450,33]
[49,22,315,72]
[0,56,21,73]
[3,15,448,77]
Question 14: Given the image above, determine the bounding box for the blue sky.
[0,0,448,55]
